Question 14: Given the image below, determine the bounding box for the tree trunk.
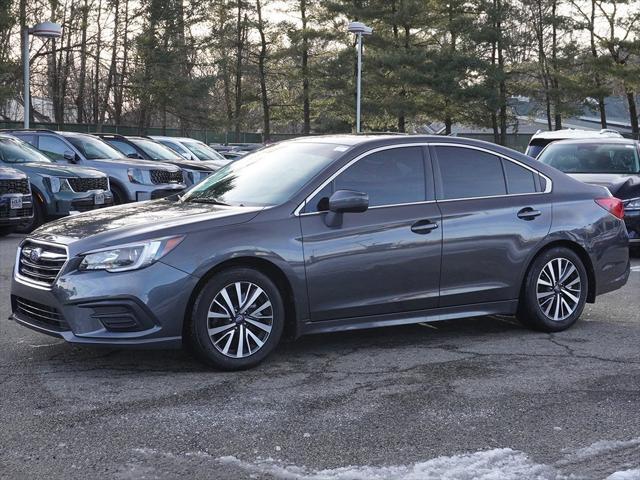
[76,0,89,123]
[301,0,311,134]
[114,0,130,125]
[233,3,245,142]
[550,0,561,130]
[496,0,507,145]
[626,90,639,138]
[255,0,270,142]
[93,0,103,124]
[589,0,606,128]
[99,0,120,128]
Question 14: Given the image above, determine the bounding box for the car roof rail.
[93,132,127,140]
[0,128,57,134]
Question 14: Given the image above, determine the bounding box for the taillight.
[595,197,625,219]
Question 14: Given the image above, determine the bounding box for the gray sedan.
[10,135,630,370]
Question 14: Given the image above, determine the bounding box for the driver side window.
[38,136,70,162]
[305,146,427,213]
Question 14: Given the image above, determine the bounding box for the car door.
[431,144,553,307]
[299,145,442,322]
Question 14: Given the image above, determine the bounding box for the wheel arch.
[182,256,299,341]
[522,239,597,303]
[107,177,130,203]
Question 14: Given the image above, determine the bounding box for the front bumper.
[46,190,115,217]
[0,194,33,225]
[135,184,185,202]
[11,256,199,348]
[624,210,640,244]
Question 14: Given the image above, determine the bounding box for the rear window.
[435,146,507,199]
[526,139,553,158]
[538,143,640,174]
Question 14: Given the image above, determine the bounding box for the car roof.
[546,138,638,146]
[530,128,623,140]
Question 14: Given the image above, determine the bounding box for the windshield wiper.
[188,198,231,206]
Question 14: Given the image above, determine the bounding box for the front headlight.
[624,197,640,210]
[127,168,150,185]
[78,236,185,272]
[45,176,73,193]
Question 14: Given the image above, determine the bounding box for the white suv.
[526,128,623,158]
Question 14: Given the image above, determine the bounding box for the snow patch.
[606,470,640,480]
[217,449,558,480]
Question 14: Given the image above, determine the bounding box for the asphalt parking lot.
[1,233,639,480]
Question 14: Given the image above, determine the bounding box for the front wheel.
[15,197,44,234]
[186,268,284,370]
[517,247,588,332]
[0,226,16,237]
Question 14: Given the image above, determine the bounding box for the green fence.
[0,121,536,149]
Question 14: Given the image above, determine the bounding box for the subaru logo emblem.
[29,248,42,262]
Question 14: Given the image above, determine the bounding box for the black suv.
[0,166,33,236]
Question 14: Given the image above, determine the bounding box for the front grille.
[70,197,114,212]
[13,296,69,331]
[150,169,182,185]
[0,179,30,194]
[0,205,33,219]
[67,177,108,192]
[17,240,68,288]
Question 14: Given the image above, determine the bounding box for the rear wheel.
[186,268,284,370]
[517,247,588,332]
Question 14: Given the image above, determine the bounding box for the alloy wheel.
[207,281,273,358]
[536,258,582,321]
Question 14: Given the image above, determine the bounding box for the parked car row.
[0,129,242,235]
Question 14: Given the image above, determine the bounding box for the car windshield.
[181,142,344,207]
[67,135,123,160]
[538,143,640,174]
[0,137,52,164]
[182,140,226,161]
[131,138,182,161]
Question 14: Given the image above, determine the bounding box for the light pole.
[23,21,62,128]
[347,21,372,134]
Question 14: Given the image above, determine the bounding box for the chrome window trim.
[14,238,70,291]
[429,142,553,197]
[293,142,552,216]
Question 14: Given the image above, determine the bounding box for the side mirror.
[127,152,142,159]
[324,189,369,227]
[63,150,77,163]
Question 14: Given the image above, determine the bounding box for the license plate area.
[94,191,105,205]
[10,197,22,209]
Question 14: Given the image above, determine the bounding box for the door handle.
[411,219,439,234]
[517,207,542,220]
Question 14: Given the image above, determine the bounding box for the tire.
[517,247,588,332]
[630,247,640,258]
[0,226,16,237]
[186,267,285,370]
[110,184,127,205]
[14,196,44,234]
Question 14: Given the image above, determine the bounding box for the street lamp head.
[347,21,373,36]
[30,21,62,39]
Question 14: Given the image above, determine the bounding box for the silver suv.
[6,130,185,204]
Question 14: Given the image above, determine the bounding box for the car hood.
[0,166,27,180]
[161,159,216,171]
[31,198,263,254]
[88,158,181,171]
[10,162,105,178]
[569,173,640,199]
